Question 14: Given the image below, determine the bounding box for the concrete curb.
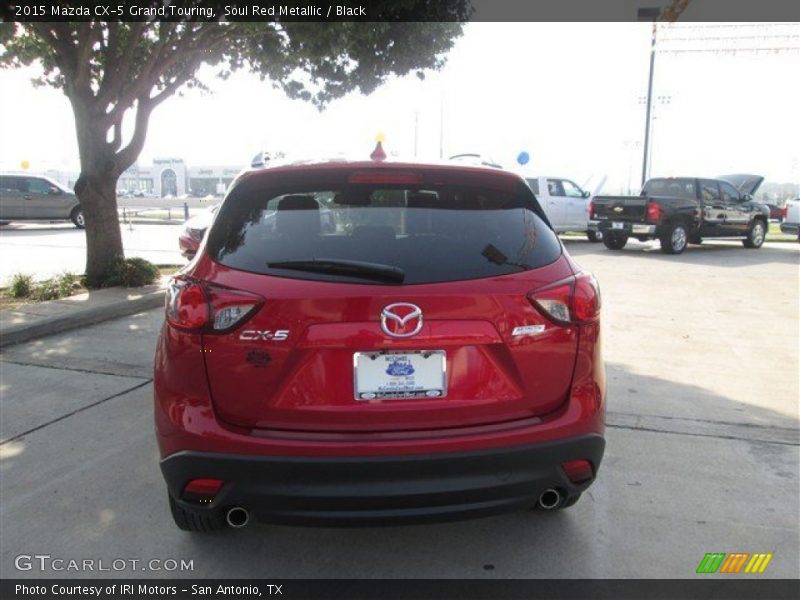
[0,286,164,349]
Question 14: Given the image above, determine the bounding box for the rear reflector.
[348,170,423,185]
[529,272,601,325]
[183,478,224,503]
[184,478,224,496]
[562,460,594,483]
[165,277,264,333]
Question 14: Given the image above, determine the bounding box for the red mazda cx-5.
[154,159,605,531]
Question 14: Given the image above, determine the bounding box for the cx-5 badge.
[239,329,289,341]
[380,303,423,338]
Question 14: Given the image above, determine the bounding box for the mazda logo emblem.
[380,303,423,338]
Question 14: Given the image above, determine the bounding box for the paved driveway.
[1,240,798,578]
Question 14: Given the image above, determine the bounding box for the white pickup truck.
[526,176,602,242]
[780,197,800,240]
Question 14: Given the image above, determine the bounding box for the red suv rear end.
[154,160,605,530]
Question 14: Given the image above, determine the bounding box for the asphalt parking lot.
[0,239,798,579]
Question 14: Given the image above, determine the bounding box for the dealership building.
[118,158,243,196]
[40,158,244,197]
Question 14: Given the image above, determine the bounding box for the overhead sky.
[1,22,798,193]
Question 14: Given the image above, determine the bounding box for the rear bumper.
[594,220,657,237]
[780,222,799,236]
[161,434,605,526]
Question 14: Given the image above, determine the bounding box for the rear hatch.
[195,165,579,433]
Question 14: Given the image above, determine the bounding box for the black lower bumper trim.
[160,435,605,526]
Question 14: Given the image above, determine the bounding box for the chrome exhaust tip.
[538,489,562,510]
[226,506,250,528]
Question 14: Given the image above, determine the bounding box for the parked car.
[0,173,84,228]
[764,203,785,222]
[178,205,219,258]
[590,175,768,254]
[155,158,606,531]
[780,198,800,240]
[526,176,601,242]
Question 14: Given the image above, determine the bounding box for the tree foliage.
[0,6,467,175]
[0,3,469,283]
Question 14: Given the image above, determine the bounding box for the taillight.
[183,478,223,504]
[165,279,208,330]
[645,201,662,223]
[529,273,601,325]
[588,201,595,220]
[562,460,594,483]
[165,276,263,333]
[207,285,264,331]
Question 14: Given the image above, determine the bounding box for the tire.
[70,207,85,229]
[742,219,766,249]
[660,222,688,254]
[586,230,602,243]
[168,494,222,532]
[602,233,628,250]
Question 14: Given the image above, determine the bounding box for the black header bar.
[2,0,799,23]
[3,579,800,600]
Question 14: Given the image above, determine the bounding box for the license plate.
[354,350,446,400]
[612,221,626,230]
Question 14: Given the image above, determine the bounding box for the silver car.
[0,174,84,228]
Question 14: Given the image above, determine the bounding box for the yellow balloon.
[20,160,30,170]
[375,132,386,143]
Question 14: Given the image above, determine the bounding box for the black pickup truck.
[589,175,768,254]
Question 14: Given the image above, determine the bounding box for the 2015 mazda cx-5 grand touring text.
[154,158,606,531]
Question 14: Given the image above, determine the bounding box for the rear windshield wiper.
[267,259,405,283]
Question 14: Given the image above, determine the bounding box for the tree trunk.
[69,99,126,288]
[75,169,124,288]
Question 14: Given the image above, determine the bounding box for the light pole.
[641,20,658,186]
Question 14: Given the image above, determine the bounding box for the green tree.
[0,4,468,285]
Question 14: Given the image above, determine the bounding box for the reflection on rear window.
[207,185,561,285]
[642,178,696,200]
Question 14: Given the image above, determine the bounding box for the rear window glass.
[207,184,561,285]
[642,178,696,200]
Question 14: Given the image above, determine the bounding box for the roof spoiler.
[449,153,503,169]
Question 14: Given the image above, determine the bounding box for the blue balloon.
[517,151,530,165]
